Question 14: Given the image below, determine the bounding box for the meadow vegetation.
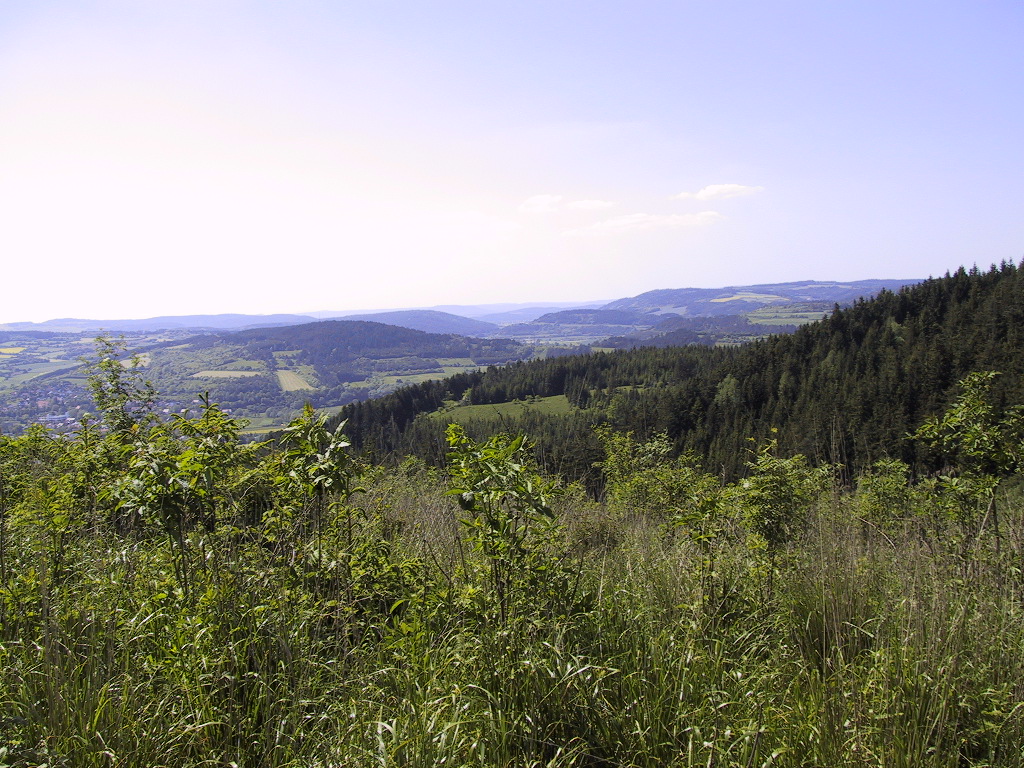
[0,344,1022,767]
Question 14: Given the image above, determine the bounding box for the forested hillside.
[0,320,538,433]
[601,278,918,316]
[333,309,500,336]
[3,313,1024,764]
[336,262,1024,480]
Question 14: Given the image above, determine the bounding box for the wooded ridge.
[335,263,1024,482]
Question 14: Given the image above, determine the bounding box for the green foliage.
[738,436,832,550]
[81,335,157,435]
[445,423,577,624]
[597,428,723,523]
[112,398,247,533]
[913,371,1024,475]
[340,262,1024,485]
[4,355,1024,764]
[856,458,917,531]
[277,403,358,504]
[912,371,1024,545]
[595,426,671,490]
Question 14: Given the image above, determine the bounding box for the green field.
[276,370,315,391]
[428,394,574,425]
[238,415,289,433]
[377,373,447,386]
[376,365,484,388]
[1,361,81,390]
[193,370,263,378]
[747,306,829,325]
[710,292,785,303]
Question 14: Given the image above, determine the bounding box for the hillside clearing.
[710,292,784,303]
[277,370,315,391]
[429,394,574,425]
[193,370,263,378]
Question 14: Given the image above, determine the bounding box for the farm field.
[276,370,315,391]
[377,364,485,388]
[193,370,263,378]
[0,336,93,396]
[3,360,81,387]
[709,291,784,303]
[747,305,830,325]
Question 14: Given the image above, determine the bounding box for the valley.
[2,264,1023,766]
[0,279,919,435]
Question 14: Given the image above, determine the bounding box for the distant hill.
[0,319,538,434]
[532,309,651,325]
[0,314,318,333]
[333,263,1023,481]
[147,319,534,424]
[310,301,609,324]
[600,314,801,349]
[335,310,499,337]
[471,303,609,325]
[227,319,521,363]
[602,279,919,317]
[497,308,657,341]
[0,282,918,337]
[488,282,921,343]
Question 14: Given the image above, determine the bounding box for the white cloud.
[676,184,764,201]
[565,210,724,236]
[567,198,616,210]
[519,194,564,213]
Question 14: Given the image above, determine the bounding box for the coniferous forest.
[1,263,1024,766]
[338,263,1024,482]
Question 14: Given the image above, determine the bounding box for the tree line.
[333,261,1024,482]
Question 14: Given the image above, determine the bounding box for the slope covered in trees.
[329,309,500,337]
[0,320,539,433]
[602,278,918,316]
[336,263,1024,480]
[3,339,1024,765]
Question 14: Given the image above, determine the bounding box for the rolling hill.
[0,313,319,333]
[0,320,538,433]
[491,279,922,341]
[602,279,919,317]
[333,264,1023,481]
[0,276,928,434]
[332,310,499,337]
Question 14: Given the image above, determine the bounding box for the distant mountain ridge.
[334,310,499,337]
[331,263,1021,480]
[531,309,648,325]
[0,314,318,334]
[496,309,655,341]
[0,279,922,335]
[490,280,923,341]
[602,279,918,317]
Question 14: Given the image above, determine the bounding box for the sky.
[1,1,1022,323]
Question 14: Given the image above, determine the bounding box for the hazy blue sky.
[1,1,1022,322]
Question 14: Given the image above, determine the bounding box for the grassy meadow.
[428,394,575,426]
[275,370,316,391]
[193,370,264,378]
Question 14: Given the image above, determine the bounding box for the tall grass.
[1,459,1023,766]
